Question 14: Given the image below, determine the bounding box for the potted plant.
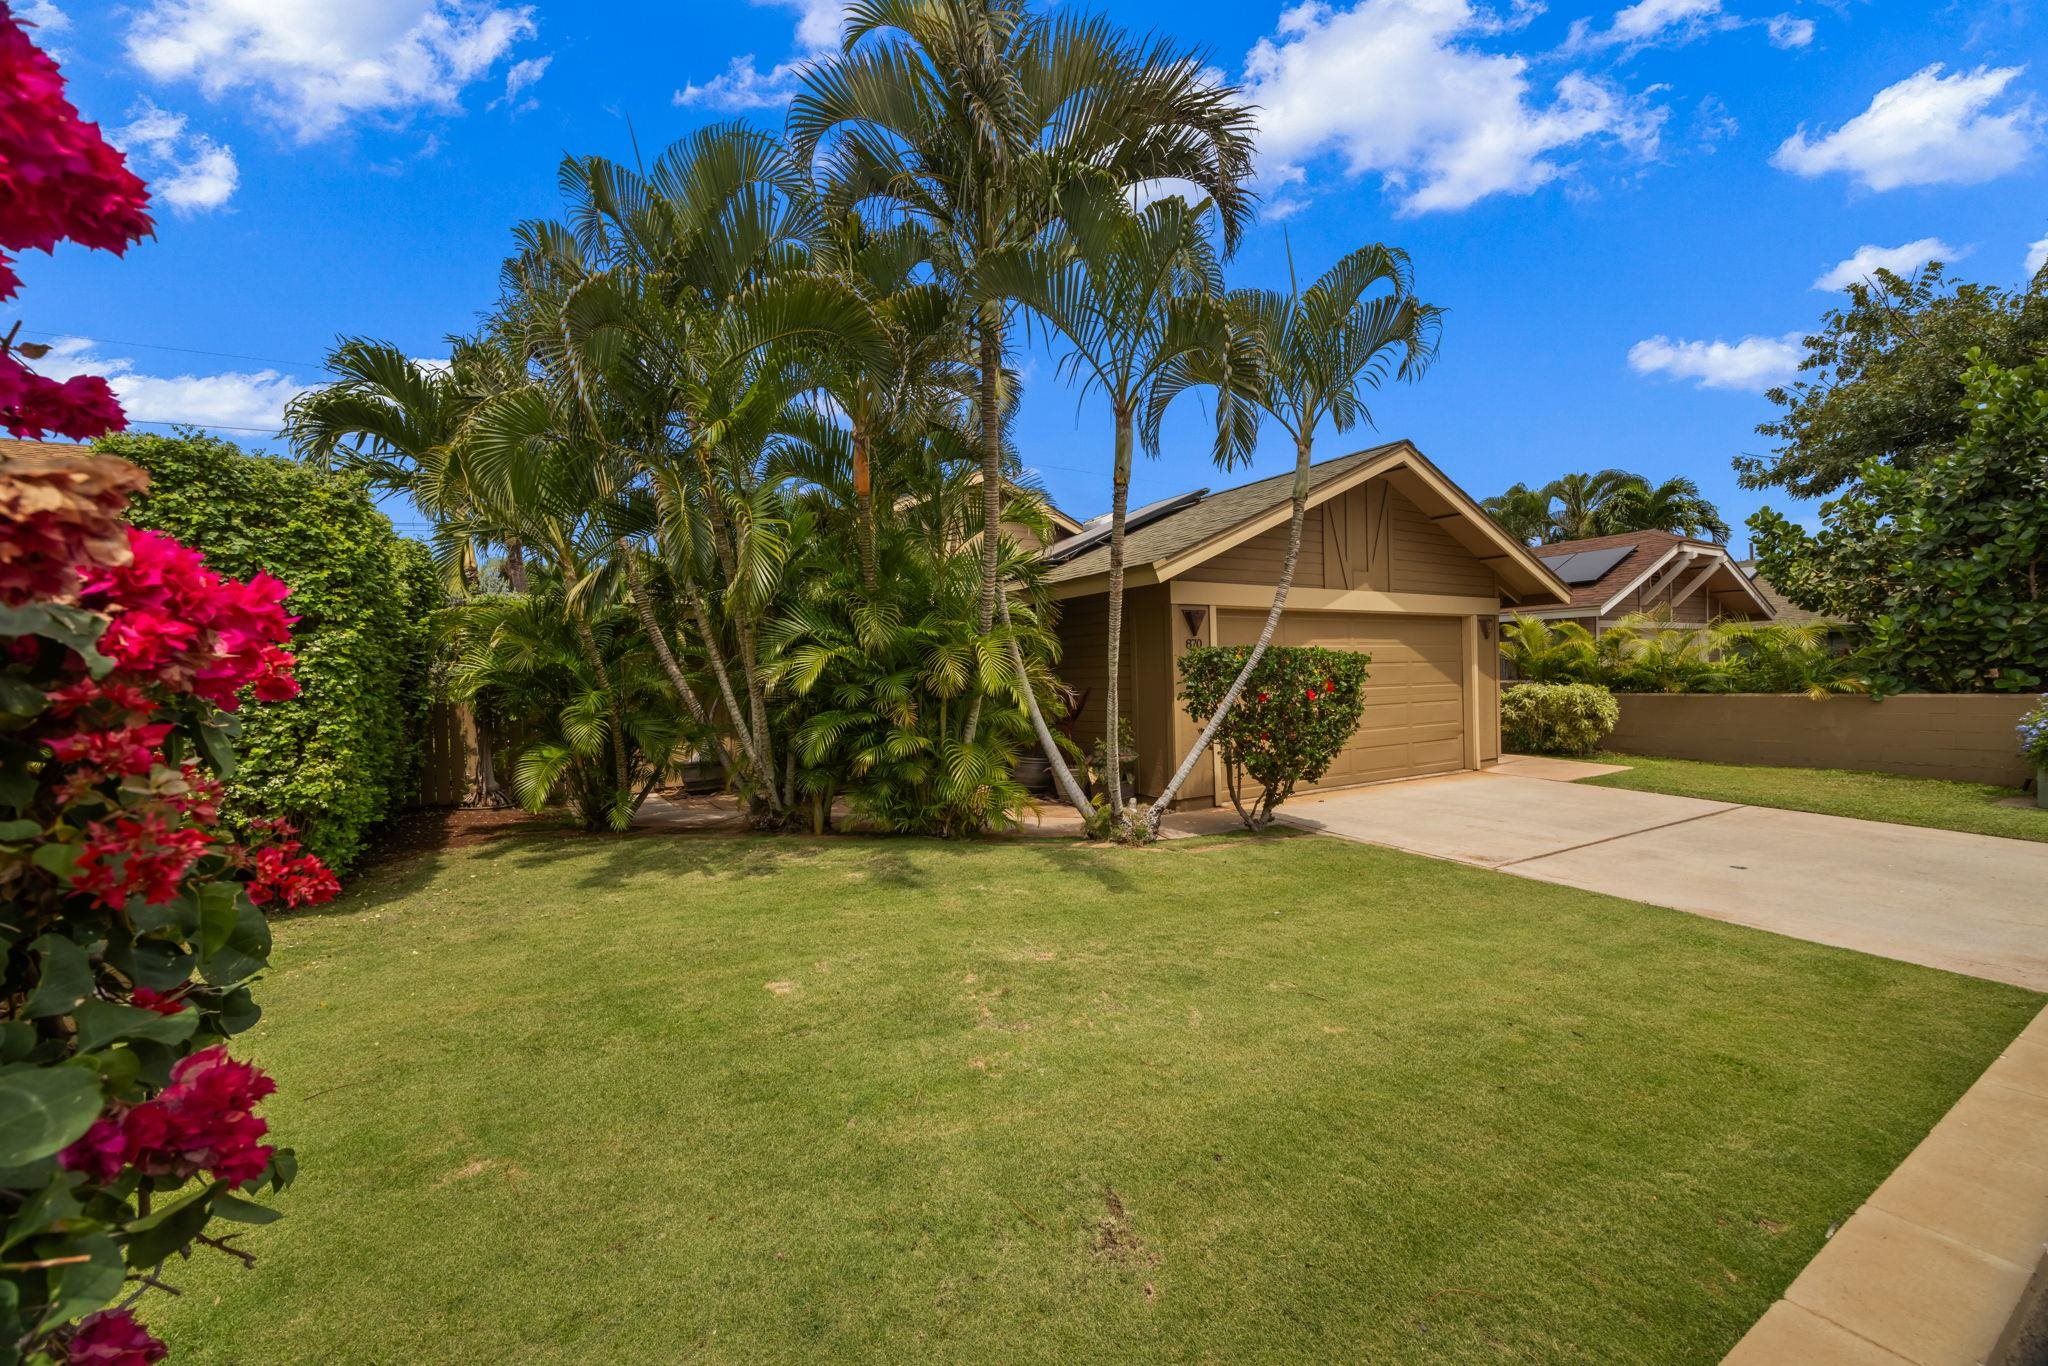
[2020,695,2048,809]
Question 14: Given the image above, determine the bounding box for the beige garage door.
[1216,610,1466,788]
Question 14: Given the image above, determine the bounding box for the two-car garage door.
[1216,610,1466,788]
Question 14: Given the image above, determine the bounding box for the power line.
[19,330,325,372]
[120,417,284,435]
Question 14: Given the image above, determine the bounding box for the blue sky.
[14,0,2047,549]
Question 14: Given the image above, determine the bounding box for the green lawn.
[150,829,2038,1363]
[1586,752,2048,843]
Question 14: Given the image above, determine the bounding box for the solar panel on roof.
[1536,544,1636,585]
[1041,488,1208,565]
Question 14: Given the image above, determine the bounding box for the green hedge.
[99,432,440,871]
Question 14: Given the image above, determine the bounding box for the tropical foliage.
[272,0,1440,841]
[1500,683,1621,756]
[1750,354,2048,696]
[1177,645,1371,830]
[1482,470,1729,544]
[1740,263,2048,499]
[0,447,333,1364]
[1500,613,1867,697]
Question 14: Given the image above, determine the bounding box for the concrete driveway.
[1277,768,2048,991]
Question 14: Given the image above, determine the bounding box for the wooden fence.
[1604,693,2038,787]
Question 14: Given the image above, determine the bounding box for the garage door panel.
[1215,608,1468,791]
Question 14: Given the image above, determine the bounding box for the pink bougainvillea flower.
[58,1046,278,1188]
[65,1308,166,1366]
[129,986,186,1017]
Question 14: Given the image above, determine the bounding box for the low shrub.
[1178,644,1370,831]
[1502,682,1620,756]
[97,432,441,871]
[2020,696,2048,771]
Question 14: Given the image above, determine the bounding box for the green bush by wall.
[99,432,441,871]
[1501,682,1621,756]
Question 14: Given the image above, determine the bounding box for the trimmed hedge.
[1501,682,1620,756]
[1178,644,1370,830]
[99,432,440,871]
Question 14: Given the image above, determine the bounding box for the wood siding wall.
[1050,585,1174,794]
[1605,693,2039,786]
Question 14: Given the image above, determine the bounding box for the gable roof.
[1043,441,1570,605]
[1521,529,1772,618]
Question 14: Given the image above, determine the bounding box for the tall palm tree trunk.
[618,540,710,727]
[1145,436,1312,832]
[1103,405,1133,818]
[681,577,781,810]
[456,702,509,808]
[996,592,1091,815]
[852,423,878,594]
[572,616,635,814]
[963,301,1005,745]
[504,537,529,592]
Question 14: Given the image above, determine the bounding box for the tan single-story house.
[1501,529,1774,635]
[1043,441,1571,809]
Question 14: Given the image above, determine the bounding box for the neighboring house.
[1736,559,1840,629]
[1042,441,1570,808]
[1499,529,1774,635]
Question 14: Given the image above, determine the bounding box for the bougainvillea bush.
[0,4,150,441]
[1500,682,1620,756]
[0,447,333,1363]
[1177,645,1370,831]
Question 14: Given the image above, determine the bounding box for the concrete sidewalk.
[1277,769,2048,991]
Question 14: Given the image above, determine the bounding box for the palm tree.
[789,0,1257,764]
[1498,616,1599,683]
[1481,482,1553,545]
[1544,469,1638,542]
[1604,474,1730,542]
[988,192,1248,821]
[283,335,521,807]
[1144,244,1442,831]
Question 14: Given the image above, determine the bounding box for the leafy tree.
[1605,474,1729,542]
[1482,471,1728,543]
[1481,482,1551,545]
[1176,645,1370,830]
[1739,263,2048,499]
[1749,353,2048,694]
[102,432,440,871]
[1144,245,1441,831]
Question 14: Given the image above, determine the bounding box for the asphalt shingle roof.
[1042,442,1401,583]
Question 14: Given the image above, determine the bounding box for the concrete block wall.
[1604,693,2039,787]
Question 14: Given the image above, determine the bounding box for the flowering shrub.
[107,432,443,870]
[2019,696,2048,769]
[0,6,151,441]
[0,445,333,1362]
[1501,682,1620,756]
[1177,645,1370,831]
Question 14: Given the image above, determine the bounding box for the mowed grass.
[1587,752,2048,843]
[150,829,2039,1363]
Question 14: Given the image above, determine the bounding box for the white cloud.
[490,54,550,112]
[675,55,807,111]
[1242,0,1666,216]
[1565,0,1730,54]
[1628,333,1802,391]
[1773,64,2038,191]
[1812,238,1963,290]
[34,339,308,433]
[113,100,239,212]
[675,0,839,112]
[20,1,67,33]
[124,0,540,142]
[2026,234,2048,278]
[1766,14,1814,48]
